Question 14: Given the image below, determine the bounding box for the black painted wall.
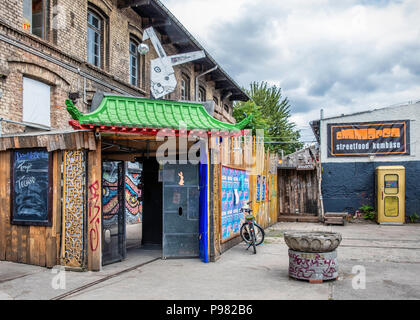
[322,161,420,217]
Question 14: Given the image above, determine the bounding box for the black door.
[102,161,126,265]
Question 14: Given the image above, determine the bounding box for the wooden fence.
[211,134,278,257]
[277,169,319,215]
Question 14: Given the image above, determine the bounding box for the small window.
[87,10,102,68]
[213,96,219,106]
[198,86,206,102]
[384,196,399,217]
[129,38,139,86]
[224,104,230,114]
[22,77,51,128]
[384,174,399,194]
[181,74,190,100]
[23,0,46,39]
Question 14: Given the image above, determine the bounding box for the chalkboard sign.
[11,149,52,226]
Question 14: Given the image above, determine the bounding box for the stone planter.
[284,231,342,283]
[284,231,342,253]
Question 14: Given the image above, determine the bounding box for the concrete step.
[325,212,349,218]
[278,215,320,223]
[324,216,345,226]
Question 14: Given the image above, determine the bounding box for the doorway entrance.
[102,160,126,265]
[100,136,205,265]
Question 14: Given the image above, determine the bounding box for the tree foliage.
[233,81,303,155]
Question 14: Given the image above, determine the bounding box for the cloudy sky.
[161,0,420,143]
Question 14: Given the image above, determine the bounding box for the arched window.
[23,0,47,39]
[129,37,139,86]
[198,86,206,102]
[213,96,219,106]
[223,104,232,114]
[87,5,108,69]
[181,74,190,100]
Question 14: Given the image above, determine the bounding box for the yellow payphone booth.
[376,166,405,225]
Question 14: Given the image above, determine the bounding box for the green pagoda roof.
[66,95,252,134]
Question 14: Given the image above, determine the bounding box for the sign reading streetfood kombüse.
[328,120,410,157]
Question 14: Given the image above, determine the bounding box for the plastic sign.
[178,172,185,186]
[143,27,205,99]
[327,120,410,157]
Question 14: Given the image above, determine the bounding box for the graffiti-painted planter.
[288,250,338,282]
[284,232,342,283]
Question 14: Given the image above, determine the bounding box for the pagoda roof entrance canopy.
[66,95,252,136]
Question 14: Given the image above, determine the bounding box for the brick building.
[0,0,248,135]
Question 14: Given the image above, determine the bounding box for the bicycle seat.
[245,214,254,221]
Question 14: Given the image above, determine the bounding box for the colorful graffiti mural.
[125,170,142,224]
[102,161,143,226]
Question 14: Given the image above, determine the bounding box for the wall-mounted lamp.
[138,43,150,55]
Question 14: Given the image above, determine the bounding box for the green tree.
[233,81,303,154]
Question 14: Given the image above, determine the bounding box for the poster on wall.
[11,149,52,226]
[327,120,410,157]
[256,175,261,202]
[262,176,266,201]
[221,167,250,242]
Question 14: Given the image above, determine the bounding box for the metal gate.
[102,161,126,265]
[162,163,200,258]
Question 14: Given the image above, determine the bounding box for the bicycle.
[240,202,265,254]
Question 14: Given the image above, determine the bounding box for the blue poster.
[262,176,266,201]
[221,166,250,241]
[256,175,261,202]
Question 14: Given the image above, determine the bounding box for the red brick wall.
[0,0,235,134]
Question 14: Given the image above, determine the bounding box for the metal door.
[162,163,200,258]
[102,161,126,265]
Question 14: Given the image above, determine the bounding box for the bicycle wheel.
[240,223,252,244]
[249,224,257,254]
[253,223,265,246]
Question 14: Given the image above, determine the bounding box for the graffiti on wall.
[88,180,100,252]
[125,171,142,224]
[102,161,142,226]
[102,162,120,225]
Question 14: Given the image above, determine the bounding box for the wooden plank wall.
[250,149,278,229]
[0,131,96,152]
[87,139,102,271]
[212,135,278,257]
[277,169,319,215]
[0,150,62,268]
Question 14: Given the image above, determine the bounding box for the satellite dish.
[138,43,149,55]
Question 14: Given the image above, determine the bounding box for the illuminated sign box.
[327,120,410,157]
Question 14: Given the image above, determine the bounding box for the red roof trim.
[69,121,247,137]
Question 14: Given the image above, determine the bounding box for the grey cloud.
[164,0,420,134]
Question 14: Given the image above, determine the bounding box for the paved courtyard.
[1,221,420,300]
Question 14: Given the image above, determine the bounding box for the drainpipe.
[195,66,218,101]
[318,108,325,222]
